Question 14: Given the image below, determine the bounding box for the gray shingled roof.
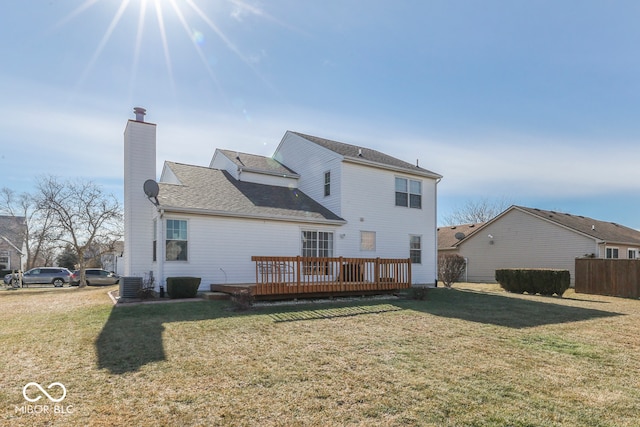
[291,132,442,178]
[0,215,26,251]
[158,162,344,223]
[438,223,484,250]
[516,206,640,245]
[218,149,299,177]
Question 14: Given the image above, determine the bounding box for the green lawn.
[2,283,640,426]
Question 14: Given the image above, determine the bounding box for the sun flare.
[56,0,283,100]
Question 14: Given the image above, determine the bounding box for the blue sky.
[1,0,639,228]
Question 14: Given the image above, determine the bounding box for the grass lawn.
[2,283,640,426]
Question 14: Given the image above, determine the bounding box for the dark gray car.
[20,267,72,287]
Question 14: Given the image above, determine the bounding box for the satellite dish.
[143,179,160,205]
[454,232,465,240]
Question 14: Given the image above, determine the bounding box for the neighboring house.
[123,108,442,291]
[0,215,27,272]
[447,205,640,284]
[101,241,124,276]
[437,223,484,254]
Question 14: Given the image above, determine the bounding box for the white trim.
[605,246,619,259]
[160,206,346,225]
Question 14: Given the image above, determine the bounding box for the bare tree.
[36,177,123,287]
[0,187,60,269]
[438,254,467,288]
[442,197,512,226]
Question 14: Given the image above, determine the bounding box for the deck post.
[375,257,380,287]
[296,255,301,293]
[338,256,344,291]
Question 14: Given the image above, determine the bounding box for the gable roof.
[0,215,26,253]
[217,149,299,178]
[515,206,640,246]
[437,223,484,250]
[158,162,344,224]
[290,131,442,179]
[454,205,640,247]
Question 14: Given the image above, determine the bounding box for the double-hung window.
[324,171,331,197]
[395,177,422,208]
[606,247,619,259]
[166,219,188,261]
[410,235,422,264]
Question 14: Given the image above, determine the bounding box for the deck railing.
[250,256,411,296]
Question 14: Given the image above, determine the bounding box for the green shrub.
[495,269,570,296]
[166,277,201,299]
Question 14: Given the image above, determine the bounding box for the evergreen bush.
[495,269,570,296]
[166,277,201,299]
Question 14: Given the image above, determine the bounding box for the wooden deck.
[211,256,411,299]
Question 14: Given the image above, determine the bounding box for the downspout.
[157,208,165,292]
[434,177,442,287]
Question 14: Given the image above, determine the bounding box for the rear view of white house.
[123,108,442,292]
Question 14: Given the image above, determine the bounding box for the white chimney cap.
[133,107,146,122]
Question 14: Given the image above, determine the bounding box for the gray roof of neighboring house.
[438,223,484,250]
[0,215,26,252]
[291,132,442,178]
[515,206,640,246]
[158,162,344,223]
[217,149,299,177]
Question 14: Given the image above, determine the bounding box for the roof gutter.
[342,156,442,179]
[238,166,300,179]
[157,205,347,226]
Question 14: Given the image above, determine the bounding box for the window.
[324,171,331,197]
[302,230,334,257]
[0,251,9,270]
[166,219,188,261]
[302,230,334,274]
[153,220,157,262]
[628,249,638,259]
[410,235,422,264]
[606,247,619,259]
[395,177,422,208]
[360,231,376,251]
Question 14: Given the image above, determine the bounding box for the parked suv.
[71,269,120,286]
[19,267,72,287]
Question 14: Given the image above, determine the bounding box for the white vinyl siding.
[339,163,437,284]
[274,133,343,215]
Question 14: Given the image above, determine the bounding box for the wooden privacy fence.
[575,258,640,298]
[251,256,411,296]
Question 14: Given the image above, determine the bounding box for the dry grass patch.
[2,283,640,426]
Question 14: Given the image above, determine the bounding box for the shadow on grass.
[96,298,404,374]
[96,300,237,374]
[96,289,623,374]
[408,288,622,328]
